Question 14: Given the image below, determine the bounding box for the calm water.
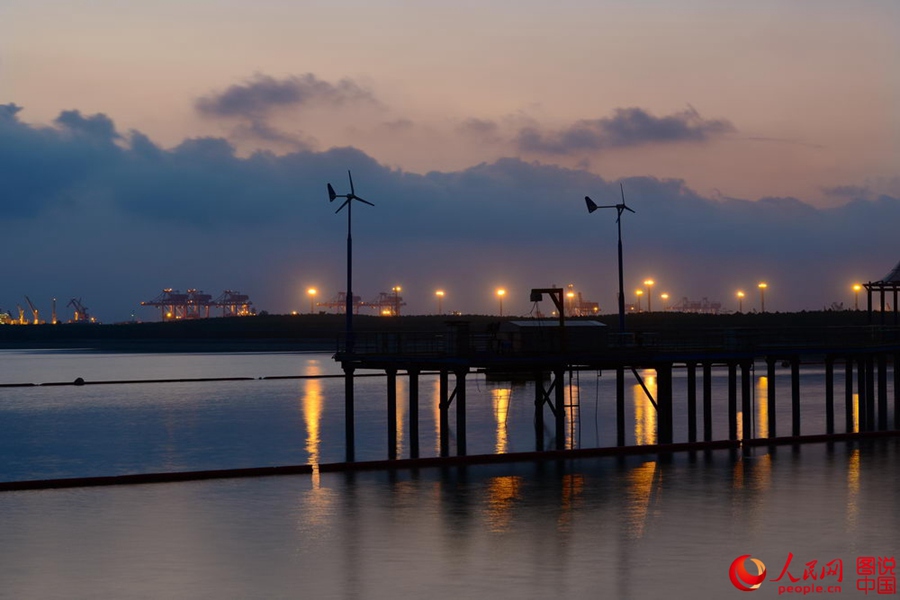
[1,350,897,599]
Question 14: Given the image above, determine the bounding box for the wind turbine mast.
[327,170,375,354]
[584,183,635,332]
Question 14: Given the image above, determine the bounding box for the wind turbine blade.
[348,170,355,196]
[356,197,375,207]
[334,199,351,213]
[620,183,626,204]
[327,183,337,202]
[623,205,636,214]
[585,196,599,213]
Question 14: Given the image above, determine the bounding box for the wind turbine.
[328,170,374,353]
[585,183,635,331]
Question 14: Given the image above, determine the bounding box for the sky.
[1,0,899,322]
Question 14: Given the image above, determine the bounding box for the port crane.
[24,296,39,325]
[67,298,92,323]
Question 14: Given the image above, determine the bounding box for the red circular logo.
[729,555,767,592]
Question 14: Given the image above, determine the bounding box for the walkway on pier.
[334,322,900,462]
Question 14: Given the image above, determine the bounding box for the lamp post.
[566,290,575,317]
[737,290,745,313]
[436,290,444,315]
[758,282,768,313]
[853,284,862,310]
[307,288,317,314]
[644,279,655,312]
[635,289,643,312]
[392,285,402,316]
[497,288,506,317]
[660,292,669,311]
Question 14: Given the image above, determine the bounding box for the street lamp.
[644,279,655,312]
[307,288,317,313]
[566,290,575,317]
[497,288,506,317]
[392,285,402,316]
[758,282,768,313]
[853,284,862,310]
[660,292,669,310]
[635,289,643,312]
[435,290,445,315]
[737,290,745,313]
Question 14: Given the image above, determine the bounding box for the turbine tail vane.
[327,170,374,211]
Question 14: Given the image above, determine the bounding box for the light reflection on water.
[0,351,896,482]
[0,446,897,599]
[1,351,898,598]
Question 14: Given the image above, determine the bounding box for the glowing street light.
[853,283,862,311]
[660,292,669,310]
[496,288,506,317]
[644,279,655,312]
[635,289,643,312]
[758,282,768,313]
[737,290,745,313]
[392,285,402,316]
[307,288,317,313]
[436,289,445,315]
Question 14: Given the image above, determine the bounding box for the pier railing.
[338,325,900,359]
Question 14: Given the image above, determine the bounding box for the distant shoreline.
[0,310,879,352]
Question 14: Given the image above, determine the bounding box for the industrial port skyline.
[0,276,876,326]
[2,2,897,323]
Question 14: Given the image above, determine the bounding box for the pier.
[335,317,900,462]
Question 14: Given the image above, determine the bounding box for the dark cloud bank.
[1,103,896,321]
[516,107,735,155]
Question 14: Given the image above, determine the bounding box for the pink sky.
[2,1,899,319]
[3,0,898,205]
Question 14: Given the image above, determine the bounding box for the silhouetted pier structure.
[334,321,900,462]
[864,259,900,326]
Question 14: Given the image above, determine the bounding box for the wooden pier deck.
[334,322,900,462]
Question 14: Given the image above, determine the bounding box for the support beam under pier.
[344,364,356,463]
[656,364,673,445]
[387,368,397,460]
[728,362,738,441]
[767,358,777,439]
[703,362,712,442]
[408,369,419,459]
[791,356,801,437]
[741,361,752,441]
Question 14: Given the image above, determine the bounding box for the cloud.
[821,184,870,200]
[457,118,499,136]
[516,106,735,155]
[193,73,379,150]
[1,103,24,121]
[1,104,897,321]
[54,110,121,142]
[195,73,378,120]
[382,118,415,132]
